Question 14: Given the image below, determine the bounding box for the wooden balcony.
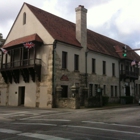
[0,58,41,84]
[120,70,139,81]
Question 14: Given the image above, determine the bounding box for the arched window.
[23,12,26,25]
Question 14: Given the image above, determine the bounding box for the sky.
[1,0,140,54]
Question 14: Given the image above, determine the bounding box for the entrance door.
[18,86,25,106]
[125,86,130,96]
[61,85,68,98]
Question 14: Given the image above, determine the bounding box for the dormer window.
[23,12,26,25]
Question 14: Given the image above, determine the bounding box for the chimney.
[75,5,87,49]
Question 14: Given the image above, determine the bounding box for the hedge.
[120,96,133,104]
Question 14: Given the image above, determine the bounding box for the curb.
[93,104,138,110]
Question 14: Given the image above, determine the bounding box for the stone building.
[0,3,140,108]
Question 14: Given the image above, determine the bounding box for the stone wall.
[56,98,80,109]
[39,46,53,108]
[0,74,8,106]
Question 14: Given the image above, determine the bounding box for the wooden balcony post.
[22,47,24,66]
[5,53,7,68]
[33,45,36,65]
[13,49,15,67]
[27,48,30,65]
[19,47,22,66]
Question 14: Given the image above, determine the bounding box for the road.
[0,105,140,139]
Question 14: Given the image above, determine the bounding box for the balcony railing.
[120,70,139,79]
[0,58,41,70]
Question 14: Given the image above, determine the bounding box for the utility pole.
[116,48,140,53]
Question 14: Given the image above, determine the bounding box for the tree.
[0,33,5,47]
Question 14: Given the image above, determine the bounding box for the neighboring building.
[0,3,140,108]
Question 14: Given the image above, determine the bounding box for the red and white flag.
[138,61,140,68]
[23,42,35,49]
[131,60,136,66]
[0,48,8,54]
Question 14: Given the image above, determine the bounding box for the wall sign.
[60,74,69,81]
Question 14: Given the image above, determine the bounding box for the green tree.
[0,33,5,47]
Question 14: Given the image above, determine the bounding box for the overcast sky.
[1,0,140,53]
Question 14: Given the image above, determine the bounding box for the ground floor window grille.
[111,85,113,97]
[89,84,93,97]
[115,86,117,97]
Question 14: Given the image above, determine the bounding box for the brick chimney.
[75,5,87,49]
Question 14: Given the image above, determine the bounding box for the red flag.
[23,42,35,49]
[0,48,8,54]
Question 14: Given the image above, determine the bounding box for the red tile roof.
[4,3,140,61]
[3,34,43,48]
[26,3,81,48]
[26,3,140,60]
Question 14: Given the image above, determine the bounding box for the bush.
[85,96,109,107]
[120,96,133,104]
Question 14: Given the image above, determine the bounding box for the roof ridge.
[25,3,75,25]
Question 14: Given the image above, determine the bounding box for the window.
[111,85,113,97]
[115,86,117,97]
[121,64,123,70]
[23,48,28,65]
[136,84,138,95]
[112,63,115,76]
[139,84,140,96]
[92,58,96,73]
[23,12,26,25]
[103,61,106,75]
[62,51,67,69]
[61,85,68,98]
[89,84,93,97]
[125,65,129,72]
[74,54,79,71]
[95,84,98,95]
[103,85,106,95]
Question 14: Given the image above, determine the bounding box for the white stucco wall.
[56,42,84,72]
[56,42,119,77]
[8,76,36,107]
[5,4,54,45]
[88,52,119,77]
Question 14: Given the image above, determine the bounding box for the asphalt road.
[0,105,140,140]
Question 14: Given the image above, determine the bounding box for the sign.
[60,74,69,81]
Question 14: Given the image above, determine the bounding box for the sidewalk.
[0,103,138,111]
[94,103,138,110]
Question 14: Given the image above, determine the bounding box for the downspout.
[119,60,121,97]
[52,40,57,97]
[85,50,89,87]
